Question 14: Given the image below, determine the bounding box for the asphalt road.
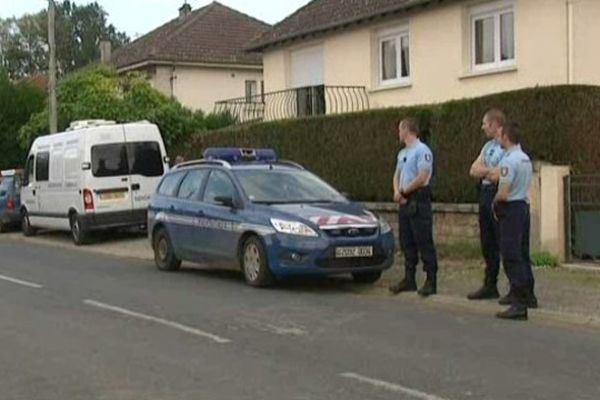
[1,238,599,400]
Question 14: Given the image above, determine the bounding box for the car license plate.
[335,246,373,258]
[99,191,126,201]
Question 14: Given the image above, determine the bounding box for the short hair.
[502,122,521,144]
[400,117,420,135]
[484,108,506,127]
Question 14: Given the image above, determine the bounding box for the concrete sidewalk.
[3,231,600,330]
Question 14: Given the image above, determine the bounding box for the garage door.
[290,45,324,88]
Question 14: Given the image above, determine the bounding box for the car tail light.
[6,196,14,210]
[83,189,94,211]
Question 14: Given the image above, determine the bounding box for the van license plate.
[335,246,373,258]
[99,191,126,200]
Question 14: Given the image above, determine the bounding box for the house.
[112,2,270,113]
[230,0,600,120]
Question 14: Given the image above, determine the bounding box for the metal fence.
[564,175,600,260]
[214,85,370,124]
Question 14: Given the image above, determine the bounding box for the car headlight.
[270,218,318,237]
[379,219,392,234]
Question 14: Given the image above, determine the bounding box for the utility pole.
[48,0,58,134]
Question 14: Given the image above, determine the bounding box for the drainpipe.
[566,0,574,84]
[169,65,177,99]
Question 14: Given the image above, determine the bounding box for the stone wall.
[364,202,479,244]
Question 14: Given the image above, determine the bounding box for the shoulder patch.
[501,167,509,177]
[425,153,432,162]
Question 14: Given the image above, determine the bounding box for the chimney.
[179,2,192,19]
[100,40,112,64]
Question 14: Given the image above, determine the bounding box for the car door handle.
[32,189,36,196]
[131,183,141,191]
[197,210,205,217]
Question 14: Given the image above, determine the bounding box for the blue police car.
[148,148,395,287]
[0,170,22,233]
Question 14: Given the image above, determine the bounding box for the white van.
[21,120,169,245]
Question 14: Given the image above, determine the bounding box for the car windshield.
[234,168,346,204]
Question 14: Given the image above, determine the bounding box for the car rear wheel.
[153,228,181,272]
[352,270,382,284]
[70,213,91,246]
[241,236,274,288]
[21,210,36,237]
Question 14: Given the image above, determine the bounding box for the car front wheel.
[241,236,274,288]
[153,228,181,272]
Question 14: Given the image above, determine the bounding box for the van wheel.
[70,213,90,246]
[241,236,274,288]
[153,228,181,271]
[352,271,382,284]
[21,210,36,237]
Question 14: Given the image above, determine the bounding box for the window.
[234,169,345,204]
[92,142,164,178]
[379,30,410,85]
[25,155,35,185]
[157,172,185,197]
[471,2,515,70]
[92,144,129,177]
[128,142,164,177]
[35,152,50,182]
[178,170,208,200]
[203,170,236,205]
[245,80,258,102]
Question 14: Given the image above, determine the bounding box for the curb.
[385,292,600,331]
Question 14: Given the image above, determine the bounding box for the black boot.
[467,279,500,300]
[496,304,528,321]
[524,292,539,309]
[498,288,515,305]
[389,276,417,295]
[418,275,437,297]
[496,288,528,321]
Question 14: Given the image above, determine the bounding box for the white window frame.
[470,1,515,72]
[378,28,410,86]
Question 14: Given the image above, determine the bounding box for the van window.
[178,169,208,200]
[25,155,35,185]
[92,144,129,177]
[91,142,163,178]
[157,172,185,197]
[35,152,50,182]
[128,142,164,177]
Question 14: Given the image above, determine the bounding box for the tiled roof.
[248,0,437,51]
[113,1,270,69]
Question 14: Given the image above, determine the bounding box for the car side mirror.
[214,196,235,208]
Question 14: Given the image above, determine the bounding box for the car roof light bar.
[203,148,277,163]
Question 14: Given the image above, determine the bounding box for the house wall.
[570,0,600,85]
[148,65,263,113]
[261,0,600,109]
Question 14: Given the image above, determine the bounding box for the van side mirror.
[214,196,235,208]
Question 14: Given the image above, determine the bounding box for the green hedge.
[174,85,600,203]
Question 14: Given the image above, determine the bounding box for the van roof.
[30,121,159,145]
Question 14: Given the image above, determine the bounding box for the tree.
[0,70,46,169]
[0,1,129,79]
[19,65,234,152]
